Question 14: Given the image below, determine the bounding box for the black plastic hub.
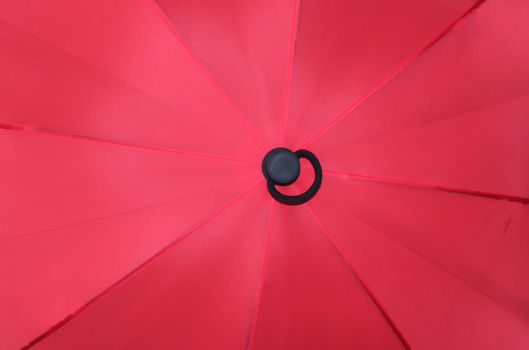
[262,148,300,185]
[262,147,322,205]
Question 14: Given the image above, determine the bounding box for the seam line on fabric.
[22,178,265,349]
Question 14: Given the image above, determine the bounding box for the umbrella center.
[263,148,300,185]
[262,147,322,205]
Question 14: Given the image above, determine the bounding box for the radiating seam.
[22,178,265,349]
[305,203,411,349]
[146,0,268,148]
[280,0,301,143]
[245,201,276,350]
[302,0,488,147]
[324,170,529,204]
[0,126,257,164]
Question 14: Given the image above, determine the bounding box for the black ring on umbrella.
[262,149,322,205]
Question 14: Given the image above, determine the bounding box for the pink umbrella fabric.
[1,0,528,349]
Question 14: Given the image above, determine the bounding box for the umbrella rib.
[245,201,276,350]
[0,19,163,109]
[1,191,226,242]
[280,0,301,143]
[305,203,411,350]
[145,0,268,148]
[0,18,254,150]
[0,124,258,164]
[22,178,265,349]
[0,18,249,147]
[323,91,529,153]
[338,204,528,319]
[324,170,529,204]
[302,0,488,148]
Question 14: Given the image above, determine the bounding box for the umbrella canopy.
[1,0,529,349]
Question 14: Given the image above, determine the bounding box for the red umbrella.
[1,0,528,349]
